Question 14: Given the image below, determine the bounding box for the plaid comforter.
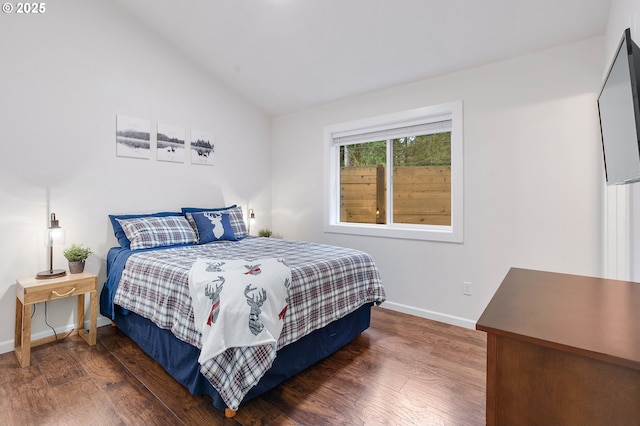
[113,237,386,410]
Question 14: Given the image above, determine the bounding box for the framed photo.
[157,123,185,163]
[116,115,151,159]
[191,129,214,166]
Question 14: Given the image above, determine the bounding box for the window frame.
[324,101,464,242]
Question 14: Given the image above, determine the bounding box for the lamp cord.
[32,302,75,342]
[43,302,58,341]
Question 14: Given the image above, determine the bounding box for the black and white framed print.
[116,115,151,159]
[190,129,214,166]
[157,123,185,163]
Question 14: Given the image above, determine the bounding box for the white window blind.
[333,118,452,146]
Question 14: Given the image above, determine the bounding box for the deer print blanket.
[188,257,291,375]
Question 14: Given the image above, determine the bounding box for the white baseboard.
[2,305,476,355]
[0,316,113,356]
[380,301,477,330]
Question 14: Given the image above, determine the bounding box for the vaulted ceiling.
[113,0,612,116]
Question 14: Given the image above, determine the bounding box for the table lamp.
[248,208,255,234]
[36,213,67,279]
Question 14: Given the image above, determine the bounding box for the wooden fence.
[340,165,451,226]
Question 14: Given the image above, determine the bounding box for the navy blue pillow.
[181,204,236,214]
[191,211,237,243]
[109,212,183,249]
[181,204,247,239]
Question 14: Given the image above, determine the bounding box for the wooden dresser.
[476,268,640,425]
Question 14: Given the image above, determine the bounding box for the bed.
[99,207,386,416]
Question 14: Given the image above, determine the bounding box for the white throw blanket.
[188,258,291,365]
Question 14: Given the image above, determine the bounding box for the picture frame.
[157,123,185,163]
[116,115,151,159]
[190,129,214,166]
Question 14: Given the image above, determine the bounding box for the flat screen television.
[598,28,640,185]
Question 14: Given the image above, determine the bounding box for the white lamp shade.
[45,227,65,246]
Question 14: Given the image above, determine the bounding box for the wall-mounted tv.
[598,28,640,185]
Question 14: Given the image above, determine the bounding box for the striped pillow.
[224,206,248,239]
[116,216,197,250]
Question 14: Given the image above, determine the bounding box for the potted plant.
[63,244,92,274]
[258,228,273,238]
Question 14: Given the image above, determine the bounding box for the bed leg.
[225,408,236,418]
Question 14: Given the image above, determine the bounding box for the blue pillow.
[191,211,237,243]
[109,212,182,248]
[181,205,236,214]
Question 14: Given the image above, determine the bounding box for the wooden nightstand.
[15,272,98,368]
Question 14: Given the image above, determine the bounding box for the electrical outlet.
[463,281,472,296]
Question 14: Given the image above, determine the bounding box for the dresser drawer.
[17,273,97,304]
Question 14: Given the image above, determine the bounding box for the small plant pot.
[68,261,85,274]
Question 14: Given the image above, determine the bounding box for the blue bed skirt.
[113,303,372,411]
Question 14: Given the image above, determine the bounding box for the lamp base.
[36,269,67,280]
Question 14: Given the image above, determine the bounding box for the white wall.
[0,1,272,353]
[272,37,605,327]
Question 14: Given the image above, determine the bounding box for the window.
[325,102,463,242]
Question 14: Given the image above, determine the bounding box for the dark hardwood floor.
[0,307,486,425]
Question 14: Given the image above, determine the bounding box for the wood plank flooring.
[0,307,486,425]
